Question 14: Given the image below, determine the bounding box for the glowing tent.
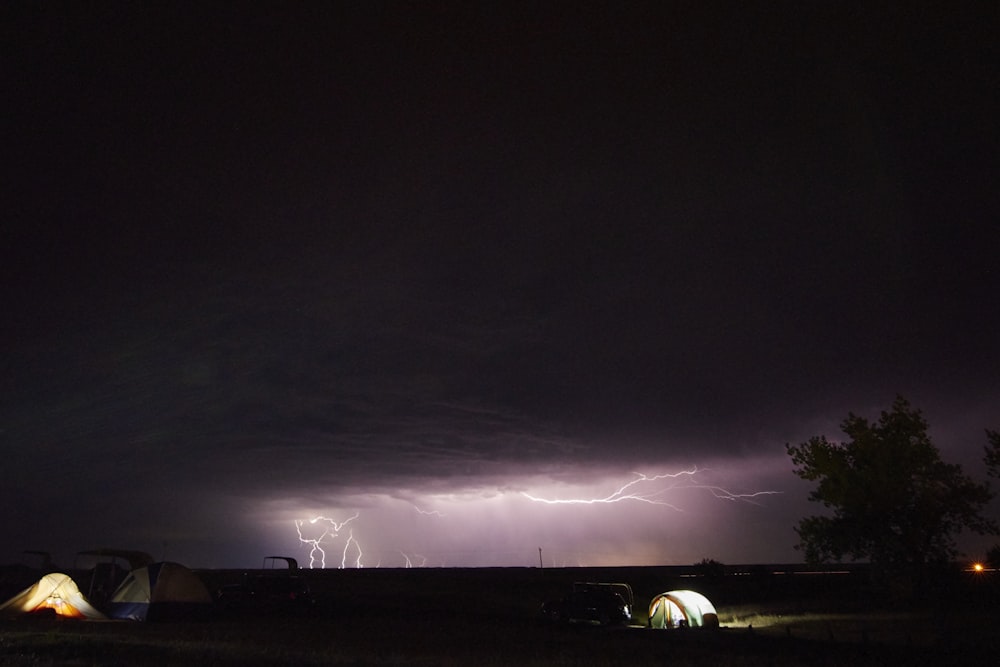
[648,589,718,629]
[0,572,106,619]
[106,562,213,621]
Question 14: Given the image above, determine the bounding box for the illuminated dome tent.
[648,590,718,629]
[107,562,213,621]
[0,572,106,619]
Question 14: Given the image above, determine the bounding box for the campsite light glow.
[520,468,782,508]
[295,513,360,569]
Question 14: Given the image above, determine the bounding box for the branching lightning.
[341,529,363,569]
[521,468,781,508]
[413,505,445,517]
[289,468,780,569]
[399,552,428,568]
[295,506,442,569]
[295,513,360,569]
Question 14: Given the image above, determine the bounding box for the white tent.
[106,562,212,621]
[648,589,718,629]
[0,572,106,619]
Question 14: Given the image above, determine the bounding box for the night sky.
[3,2,998,569]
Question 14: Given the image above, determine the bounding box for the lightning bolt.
[295,513,360,568]
[521,468,781,508]
[413,505,445,517]
[399,552,428,568]
[341,529,363,569]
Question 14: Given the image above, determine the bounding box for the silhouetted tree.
[693,558,725,578]
[987,544,1000,570]
[984,429,1000,479]
[786,397,996,586]
[983,429,1000,567]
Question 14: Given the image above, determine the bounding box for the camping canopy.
[648,589,718,629]
[77,548,154,571]
[106,562,212,621]
[0,572,106,619]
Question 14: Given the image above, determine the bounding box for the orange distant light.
[973,562,985,573]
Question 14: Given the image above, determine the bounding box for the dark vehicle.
[217,557,313,614]
[541,584,632,626]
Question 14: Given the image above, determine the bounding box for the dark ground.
[1,565,998,666]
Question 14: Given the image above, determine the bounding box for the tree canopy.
[985,429,1000,479]
[786,397,995,575]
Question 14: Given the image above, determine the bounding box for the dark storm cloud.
[3,3,998,566]
[2,258,582,483]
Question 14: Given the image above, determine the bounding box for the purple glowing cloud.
[273,461,791,569]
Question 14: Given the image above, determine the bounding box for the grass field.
[2,566,997,666]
